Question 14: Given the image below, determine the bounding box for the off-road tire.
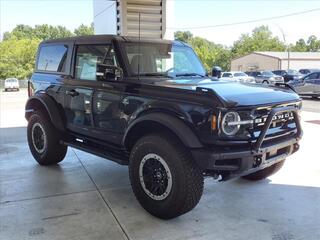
[242,160,285,181]
[27,112,67,165]
[129,133,204,219]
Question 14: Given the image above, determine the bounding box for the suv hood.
[154,78,300,107]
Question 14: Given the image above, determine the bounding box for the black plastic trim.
[123,112,203,149]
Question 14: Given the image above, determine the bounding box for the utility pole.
[279,27,290,70]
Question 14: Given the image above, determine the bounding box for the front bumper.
[191,105,302,180]
[192,137,300,180]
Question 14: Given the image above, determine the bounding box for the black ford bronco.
[26,35,302,219]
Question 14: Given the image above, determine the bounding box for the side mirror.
[96,64,123,81]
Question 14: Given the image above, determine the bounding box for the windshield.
[222,73,232,77]
[287,69,299,75]
[234,72,247,77]
[262,71,275,77]
[124,42,206,78]
[5,78,18,82]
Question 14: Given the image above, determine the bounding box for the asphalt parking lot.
[1,89,320,240]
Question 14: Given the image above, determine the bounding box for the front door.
[295,72,318,95]
[64,43,125,144]
[312,73,320,94]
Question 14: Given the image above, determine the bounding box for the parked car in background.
[221,71,255,83]
[289,71,320,98]
[298,68,320,76]
[245,71,284,85]
[272,69,302,83]
[4,78,19,91]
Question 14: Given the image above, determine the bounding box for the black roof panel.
[41,34,184,46]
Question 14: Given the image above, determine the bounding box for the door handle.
[66,89,79,97]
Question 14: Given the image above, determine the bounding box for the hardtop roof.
[41,34,185,46]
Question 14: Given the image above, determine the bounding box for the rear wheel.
[129,133,204,219]
[242,160,285,181]
[27,112,67,165]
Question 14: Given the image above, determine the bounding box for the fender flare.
[123,112,203,149]
[25,93,65,131]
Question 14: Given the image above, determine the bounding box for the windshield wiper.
[175,73,206,77]
[138,73,173,78]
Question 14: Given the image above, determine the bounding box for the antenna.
[138,12,141,81]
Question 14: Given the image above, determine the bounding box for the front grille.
[250,104,299,141]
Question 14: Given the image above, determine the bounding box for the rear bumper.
[5,86,19,89]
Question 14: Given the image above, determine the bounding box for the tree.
[3,24,34,40]
[0,24,95,80]
[3,24,74,41]
[33,24,73,40]
[0,38,41,79]
[291,39,308,52]
[174,31,231,71]
[74,23,94,36]
[306,35,320,52]
[291,36,320,52]
[174,31,193,43]
[189,37,231,71]
[231,25,286,58]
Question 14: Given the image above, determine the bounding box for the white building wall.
[231,54,279,71]
[93,0,173,40]
[281,60,320,70]
[164,0,174,40]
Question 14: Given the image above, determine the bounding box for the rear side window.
[37,45,68,72]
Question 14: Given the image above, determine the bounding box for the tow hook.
[293,143,300,153]
[253,156,262,168]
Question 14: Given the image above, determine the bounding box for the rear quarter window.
[37,45,68,72]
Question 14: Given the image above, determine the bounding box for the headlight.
[221,111,241,136]
[270,77,275,81]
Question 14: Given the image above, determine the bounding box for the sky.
[1,0,320,46]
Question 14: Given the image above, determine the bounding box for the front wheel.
[27,112,67,165]
[129,133,204,219]
[242,160,285,181]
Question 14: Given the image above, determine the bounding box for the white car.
[221,71,255,83]
[4,78,20,91]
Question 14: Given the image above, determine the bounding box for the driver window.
[75,44,118,81]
